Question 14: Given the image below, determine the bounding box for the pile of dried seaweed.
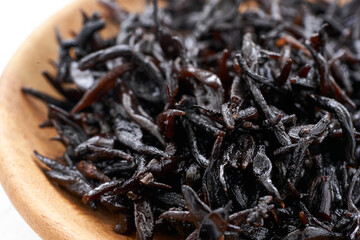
[22,0,360,239]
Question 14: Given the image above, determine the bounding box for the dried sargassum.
[23,0,360,239]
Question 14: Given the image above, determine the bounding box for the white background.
[0,1,74,239]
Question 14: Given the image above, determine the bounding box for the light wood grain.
[0,0,170,239]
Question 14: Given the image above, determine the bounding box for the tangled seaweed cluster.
[23,0,360,239]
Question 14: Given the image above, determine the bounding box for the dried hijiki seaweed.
[23,0,360,239]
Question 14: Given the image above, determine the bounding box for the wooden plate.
[0,0,168,239]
